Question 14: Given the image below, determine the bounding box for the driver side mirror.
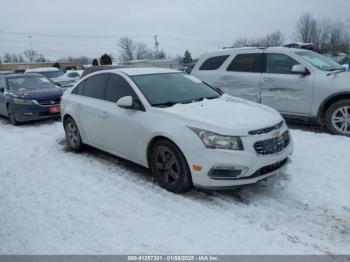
[292,64,309,75]
[0,87,5,94]
[117,96,134,109]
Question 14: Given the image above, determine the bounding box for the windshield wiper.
[152,101,178,107]
[327,68,346,76]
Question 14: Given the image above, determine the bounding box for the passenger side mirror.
[117,96,134,109]
[0,87,5,93]
[292,65,309,75]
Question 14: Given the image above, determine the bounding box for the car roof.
[5,73,44,78]
[25,67,60,72]
[113,67,180,76]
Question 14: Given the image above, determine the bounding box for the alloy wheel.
[155,146,180,186]
[331,106,350,135]
[66,120,80,148]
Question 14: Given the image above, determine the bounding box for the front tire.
[149,139,192,193]
[325,99,350,136]
[7,104,19,126]
[64,117,84,151]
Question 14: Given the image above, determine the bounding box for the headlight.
[12,98,34,105]
[189,127,243,150]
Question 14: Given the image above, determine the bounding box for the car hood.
[11,88,64,100]
[158,95,283,136]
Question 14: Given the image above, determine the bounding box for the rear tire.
[64,117,84,151]
[325,99,350,136]
[7,104,19,126]
[149,139,192,193]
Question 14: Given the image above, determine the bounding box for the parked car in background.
[64,70,83,79]
[0,74,63,125]
[192,47,350,136]
[25,67,76,88]
[284,42,315,50]
[61,68,293,193]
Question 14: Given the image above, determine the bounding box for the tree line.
[232,12,350,53]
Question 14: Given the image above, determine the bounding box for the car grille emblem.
[50,100,56,105]
[272,130,281,138]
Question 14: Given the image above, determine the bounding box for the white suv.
[192,47,350,136]
[61,68,293,193]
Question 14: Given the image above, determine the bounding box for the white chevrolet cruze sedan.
[61,68,293,193]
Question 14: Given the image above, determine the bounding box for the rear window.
[227,53,263,72]
[199,55,229,70]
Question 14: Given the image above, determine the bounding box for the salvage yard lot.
[0,118,349,254]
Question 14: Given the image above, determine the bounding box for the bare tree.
[295,12,319,43]
[119,37,135,62]
[4,53,12,62]
[295,14,350,52]
[135,42,152,60]
[232,31,285,48]
[23,49,38,62]
[232,38,251,48]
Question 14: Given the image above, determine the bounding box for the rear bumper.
[11,103,60,122]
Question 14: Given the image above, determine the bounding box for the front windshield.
[6,75,56,91]
[296,51,344,71]
[131,73,221,107]
[40,70,64,78]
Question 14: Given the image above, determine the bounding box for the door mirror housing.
[117,96,134,109]
[292,64,309,75]
[0,87,5,93]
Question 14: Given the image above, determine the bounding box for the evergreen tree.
[182,50,193,64]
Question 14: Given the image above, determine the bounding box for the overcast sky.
[0,0,349,61]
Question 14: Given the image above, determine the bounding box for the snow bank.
[0,119,349,254]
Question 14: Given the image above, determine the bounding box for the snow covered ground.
[0,117,349,255]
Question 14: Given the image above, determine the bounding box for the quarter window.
[227,53,263,72]
[105,74,137,103]
[265,53,300,74]
[83,74,108,99]
[199,55,229,70]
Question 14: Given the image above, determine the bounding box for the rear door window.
[83,74,108,99]
[199,55,229,70]
[105,74,137,103]
[227,53,263,72]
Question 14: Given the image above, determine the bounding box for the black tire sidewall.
[325,99,350,136]
[150,139,192,193]
[64,117,83,151]
[7,104,19,125]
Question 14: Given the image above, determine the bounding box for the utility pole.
[28,35,33,62]
[154,35,159,58]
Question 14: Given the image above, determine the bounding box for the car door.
[100,73,145,162]
[0,76,7,116]
[260,53,314,115]
[77,73,108,147]
[219,52,263,102]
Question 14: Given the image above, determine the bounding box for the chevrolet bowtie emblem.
[272,130,281,137]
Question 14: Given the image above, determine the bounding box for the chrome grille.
[254,131,290,155]
[37,98,61,106]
